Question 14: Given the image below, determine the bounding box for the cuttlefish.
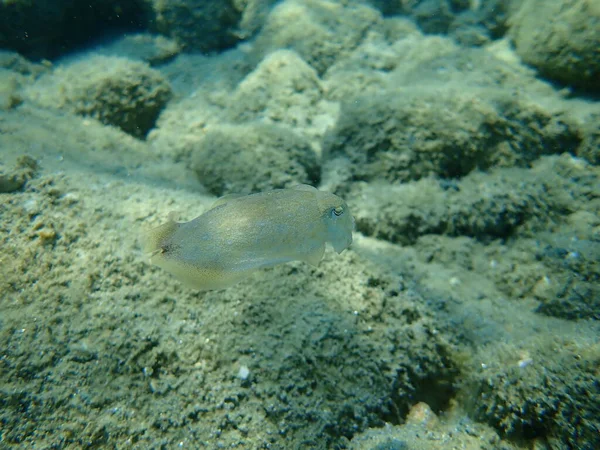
[145,185,354,290]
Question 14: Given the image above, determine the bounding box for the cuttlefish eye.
[332,206,344,216]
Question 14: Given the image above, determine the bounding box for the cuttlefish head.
[317,192,355,253]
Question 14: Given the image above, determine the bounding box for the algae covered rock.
[0,50,49,77]
[366,0,513,45]
[250,0,381,74]
[322,24,456,102]
[192,123,320,196]
[228,49,337,146]
[180,251,459,447]
[509,0,600,92]
[0,156,38,193]
[348,402,506,450]
[350,166,563,245]
[577,114,600,164]
[0,68,23,110]
[463,338,600,448]
[151,0,275,51]
[324,89,497,183]
[533,234,600,321]
[323,87,580,184]
[0,50,49,110]
[25,55,172,138]
[0,177,459,448]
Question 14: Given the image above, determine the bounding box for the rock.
[249,0,381,74]
[0,50,49,77]
[349,164,574,245]
[0,156,38,193]
[0,69,23,110]
[192,122,320,196]
[577,114,600,164]
[25,55,172,138]
[151,0,275,51]
[509,0,600,92]
[463,337,600,448]
[228,49,337,147]
[366,0,513,44]
[533,235,600,321]
[324,88,496,183]
[324,87,580,185]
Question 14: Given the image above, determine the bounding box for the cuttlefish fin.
[209,193,245,210]
[292,184,317,192]
[302,244,325,266]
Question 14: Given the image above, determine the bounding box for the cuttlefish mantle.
[145,185,354,290]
